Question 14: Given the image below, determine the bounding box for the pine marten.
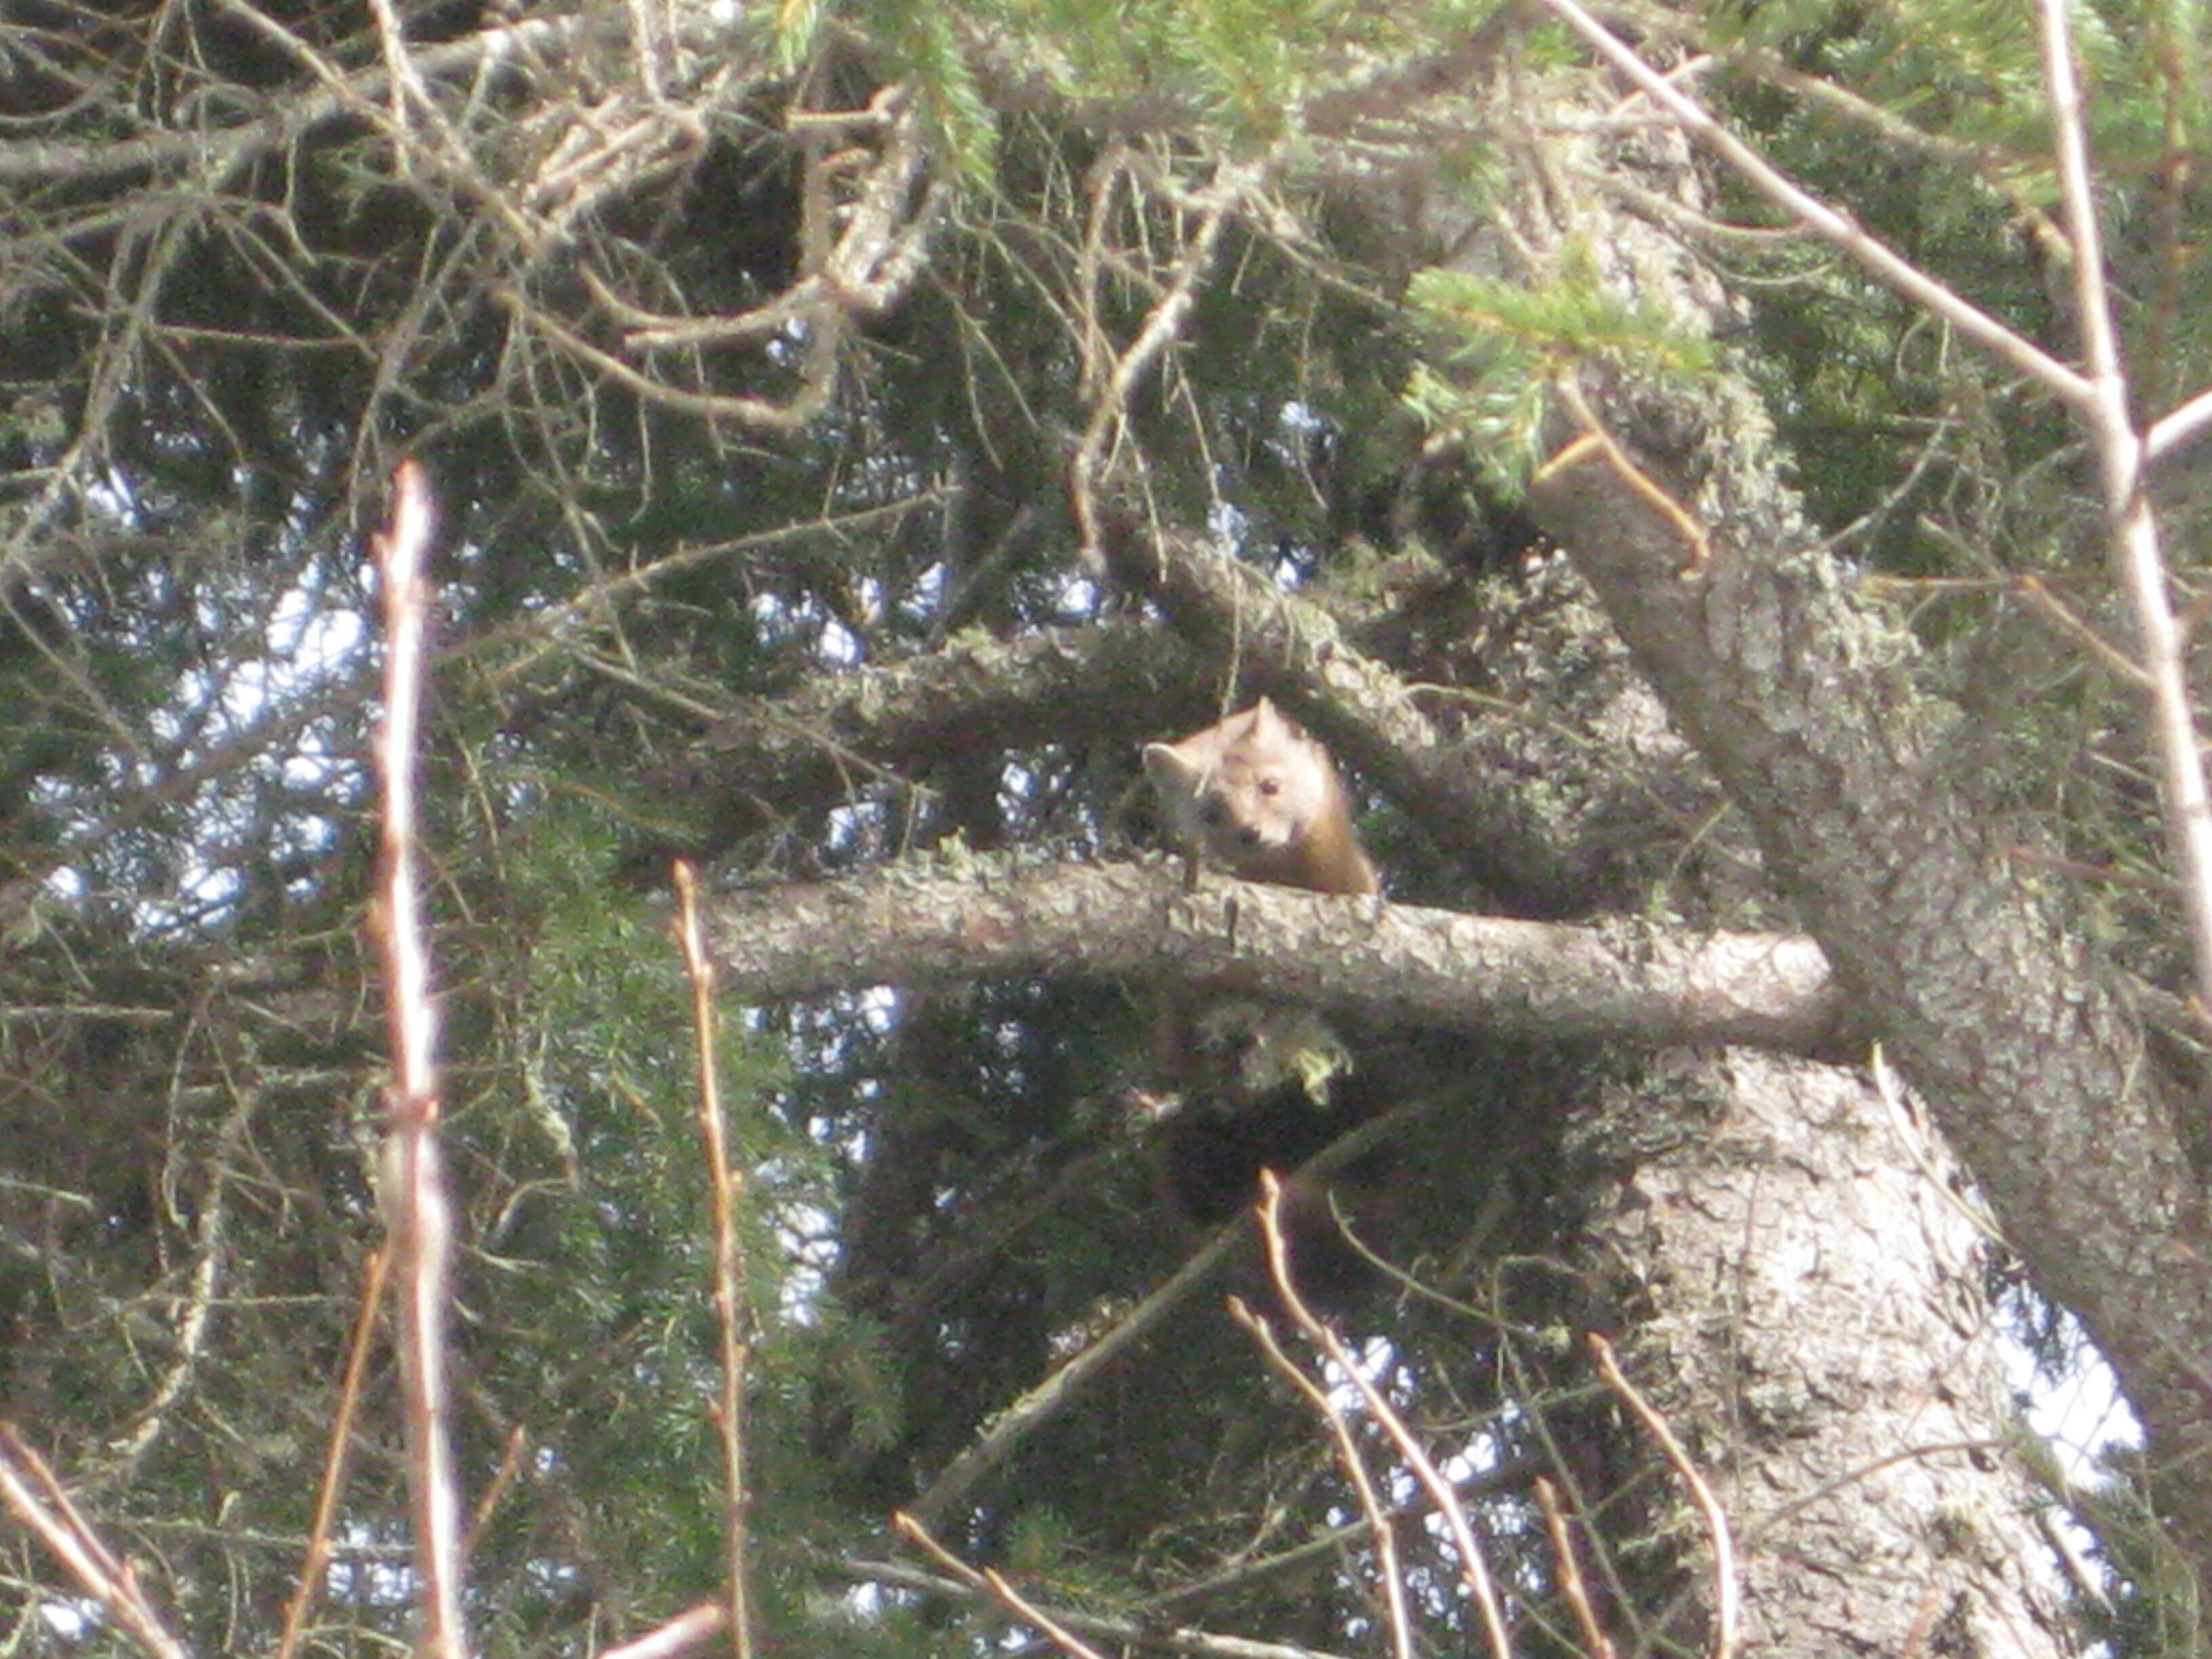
[1140,699,1389,1300]
[1142,697,1378,897]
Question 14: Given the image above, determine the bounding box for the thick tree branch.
[651,605,1676,921]
[703,857,1845,1052]
[1528,401,2212,1566]
[1103,527,1633,914]
[640,624,1204,859]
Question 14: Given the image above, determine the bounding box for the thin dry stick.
[1532,0,2091,409]
[1535,1477,1617,1659]
[2034,0,2212,1006]
[894,1511,992,1589]
[674,861,757,1659]
[1586,1334,1739,1659]
[846,1551,1355,1659]
[904,1209,1245,1525]
[369,457,470,1659]
[463,1426,530,1558]
[895,1513,1113,1659]
[1547,384,1712,573]
[1229,1296,1415,1659]
[0,1427,187,1659]
[1069,159,1252,562]
[1252,1174,1514,1659]
[1140,1448,1545,1614]
[2013,575,2152,688]
[106,1078,255,1479]
[981,1570,1114,1659]
[2148,384,2212,462]
[598,1603,730,1659]
[274,1243,392,1659]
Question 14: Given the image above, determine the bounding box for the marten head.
[1141,698,1374,893]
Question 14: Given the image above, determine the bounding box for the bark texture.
[1437,68,2212,1567]
[1576,1050,2074,1657]
[704,857,1845,1050]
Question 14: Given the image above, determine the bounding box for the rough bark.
[703,857,1846,1051]
[1574,1050,2074,1658]
[1488,89,2212,1564]
[639,623,1198,859]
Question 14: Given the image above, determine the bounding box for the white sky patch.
[2010,1338,2139,1484]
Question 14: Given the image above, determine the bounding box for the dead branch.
[1528,0,2090,407]
[1229,1296,1415,1659]
[274,1244,392,1659]
[369,459,470,1659]
[674,861,758,1659]
[0,1426,188,1659]
[1250,1174,1514,1659]
[2033,0,2212,1006]
[1534,1478,1616,1659]
[1587,1334,1739,1659]
[887,1520,1357,1659]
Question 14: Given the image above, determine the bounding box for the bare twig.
[1535,1478,1616,1659]
[2034,0,2212,1005]
[369,458,470,1659]
[892,1513,994,1589]
[469,492,950,676]
[2013,575,2150,688]
[839,1551,1357,1659]
[0,1425,188,1659]
[1252,1173,1515,1659]
[1529,0,2092,409]
[1586,1334,1738,1659]
[1229,1294,1415,1659]
[674,861,758,1659]
[1869,1046,2005,1247]
[598,1603,731,1659]
[105,1079,259,1480]
[274,1244,392,1659]
[1544,385,1711,573]
[463,1426,530,1559]
[896,1514,1113,1659]
[495,289,840,434]
[1070,159,1254,562]
[981,1570,1114,1659]
[903,1189,1252,1525]
[2147,386,2212,463]
[1137,1448,1546,1613]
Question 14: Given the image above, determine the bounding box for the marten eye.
[1257,777,1281,797]
[1200,800,1227,825]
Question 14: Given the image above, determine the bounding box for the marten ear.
[1143,741,1200,793]
[1246,697,1286,739]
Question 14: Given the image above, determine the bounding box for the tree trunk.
[1403,58,2212,1574]
[1572,1049,2073,1656]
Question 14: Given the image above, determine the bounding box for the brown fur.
[1141,698,1377,895]
[1141,701,1389,1303]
